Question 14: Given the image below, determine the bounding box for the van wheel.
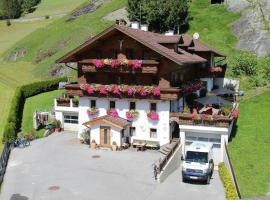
[206,175,211,184]
[182,177,186,183]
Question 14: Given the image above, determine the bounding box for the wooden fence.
[0,142,12,184]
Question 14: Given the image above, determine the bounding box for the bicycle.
[14,138,30,148]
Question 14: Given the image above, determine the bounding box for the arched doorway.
[170,121,180,139]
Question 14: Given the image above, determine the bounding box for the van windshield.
[185,151,208,163]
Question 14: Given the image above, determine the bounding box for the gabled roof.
[55,25,207,65]
[180,34,225,57]
[83,115,131,129]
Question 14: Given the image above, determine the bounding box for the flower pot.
[80,139,84,144]
[91,143,97,150]
[112,145,117,151]
[55,128,61,132]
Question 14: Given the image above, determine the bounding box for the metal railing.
[0,142,12,184]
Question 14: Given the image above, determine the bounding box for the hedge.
[218,162,239,200]
[3,77,67,142]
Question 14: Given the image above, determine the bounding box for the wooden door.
[100,126,111,147]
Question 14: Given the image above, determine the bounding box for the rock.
[229,0,270,57]
[226,0,249,12]
[5,48,26,62]
[66,0,107,22]
[103,7,130,24]
[49,63,75,77]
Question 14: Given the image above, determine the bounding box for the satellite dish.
[193,32,200,40]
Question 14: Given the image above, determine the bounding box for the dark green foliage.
[230,52,258,76]
[3,77,67,142]
[0,0,41,19]
[127,0,189,33]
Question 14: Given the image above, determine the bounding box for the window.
[150,128,157,138]
[131,75,137,85]
[110,74,118,84]
[90,100,96,108]
[142,51,150,60]
[104,128,108,144]
[96,50,102,59]
[152,76,158,85]
[110,49,118,59]
[150,103,157,112]
[109,101,116,109]
[126,48,134,59]
[129,102,136,110]
[64,115,78,124]
[121,130,125,138]
[129,127,136,136]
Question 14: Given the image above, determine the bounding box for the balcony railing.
[55,98,78,108]
[79,59,159,74]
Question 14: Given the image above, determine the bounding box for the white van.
[182,141,214,184]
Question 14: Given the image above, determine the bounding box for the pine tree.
[127,0,146,22]
[2,0,21,19]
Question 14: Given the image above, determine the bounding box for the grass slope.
[188,0,240,55]
[22,90,63,138]
[23,0,87,18]
[229,92,270,197]
[0,20,53,56]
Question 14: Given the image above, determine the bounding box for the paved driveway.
[0,132,225,200]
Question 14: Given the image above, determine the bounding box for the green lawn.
[228,92,270,198]
[188,0,240,55]
[22,90,63,138]
[23,0,87,18]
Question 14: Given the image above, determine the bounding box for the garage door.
[63,113,79,131]
[185,133,222,164]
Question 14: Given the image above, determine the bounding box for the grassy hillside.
[229,92,270,197]
[23,0,87,18]
[188,0,240,56]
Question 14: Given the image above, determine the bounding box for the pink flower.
[110,59,120,68]
[112,87,121,95]
[126,112,133,119]
[152,87,160,96]
[133,60,142,69]
[87,86,95,94]
[147,112,159,120]
[139,88,147,96]
[99,85,108,94]
[108,109,118,117]
[127,87,135,96]
[93,59,104,68]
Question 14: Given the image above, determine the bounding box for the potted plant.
[147,111,159,120]
[112,141,118,151]
[81,129,90,144]
[107,108,118,117]
[54,120,62,132]
[87,107,99,116]
[91,139,97,149]
[126,110,139,119]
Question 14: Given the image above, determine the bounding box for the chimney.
[165,30,174,36]
[131,21,140,29]
[140,24,148,31]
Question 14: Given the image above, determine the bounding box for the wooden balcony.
[65,84,180,101]
[170,112,233,128]
[79,59,159,74]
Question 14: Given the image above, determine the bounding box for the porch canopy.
[83,115,131,129]
[210,87,236,95]
[196,95,232,106]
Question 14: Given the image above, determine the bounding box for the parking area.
[0,132,225,200]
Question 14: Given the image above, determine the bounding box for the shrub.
[230,52,257,76]
[3,77,67,142]
[24,129,37,141]
[218,162,239,200]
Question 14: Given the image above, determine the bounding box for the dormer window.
[143,51,150,60]
[126,48,134,59]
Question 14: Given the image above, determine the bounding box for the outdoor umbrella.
[196,95,232,106]
[210,87,236,95]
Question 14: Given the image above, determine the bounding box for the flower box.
[107,109,118,117]
[208,67,223,73]
[92,59,143,69]
[87,107,99,116]
[147,111,159,120]
[126,110,139,119]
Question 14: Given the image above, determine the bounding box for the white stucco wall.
[200,78,214,92]
[78,97,170,146]
[179,125,230,164]
[89,122,123,146]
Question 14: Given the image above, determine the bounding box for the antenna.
[139,3,142,25]
[193,32,200,40]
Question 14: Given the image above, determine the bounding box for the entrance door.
[100,126,111,147]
